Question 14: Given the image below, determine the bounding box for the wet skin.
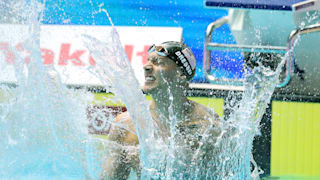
[142,52,184,94]
[102,52,221,179]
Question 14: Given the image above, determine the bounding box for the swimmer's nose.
[143,63,153,73]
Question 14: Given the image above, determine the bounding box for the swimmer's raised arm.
[101,112,138,180]
[242,52,280,124]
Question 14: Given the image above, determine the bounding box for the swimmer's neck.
[149,88,191,123]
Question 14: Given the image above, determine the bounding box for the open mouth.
[145,76,156,82]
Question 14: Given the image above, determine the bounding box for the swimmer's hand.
[243,52,281,72]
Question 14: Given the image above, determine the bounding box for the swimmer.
[102,41,222,179]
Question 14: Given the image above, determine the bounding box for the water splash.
[83,10,301,179]
[82,27,160,179]
[0,0,102,179]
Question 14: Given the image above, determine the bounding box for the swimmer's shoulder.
[189,100,221,126]
[187,101,222,138]
[190,100,219,119]
[109,111,139,145]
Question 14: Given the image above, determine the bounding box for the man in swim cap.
[102,41,222,179]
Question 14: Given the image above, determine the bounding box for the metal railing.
[204,16,320,89]
[203,16,243,86]
[204,16,288,87]
[280,23,320,88]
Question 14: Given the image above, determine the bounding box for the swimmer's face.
[142,52,185,94]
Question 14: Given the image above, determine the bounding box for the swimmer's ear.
[177,69,185,78]
[177,70,187,83]
[180,74,187,80]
